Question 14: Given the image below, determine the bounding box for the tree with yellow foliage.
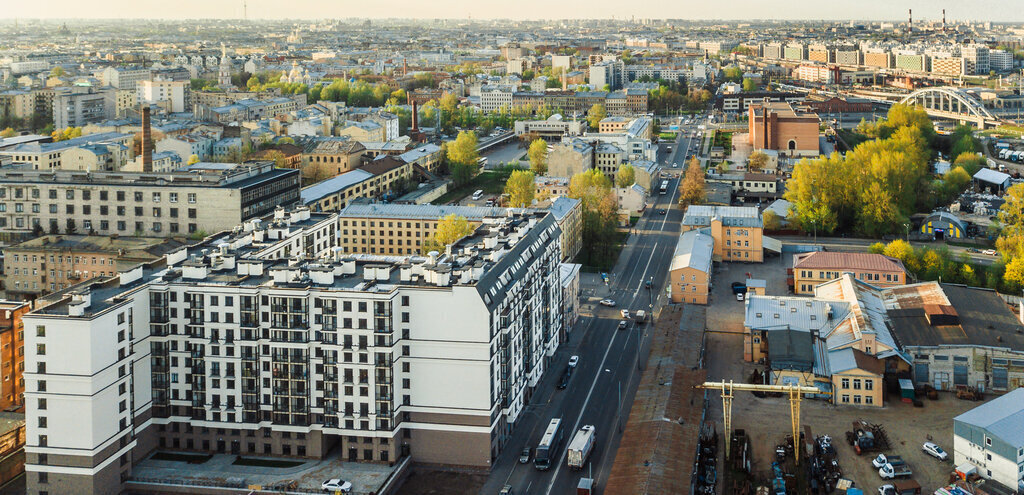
[504,170,535,208]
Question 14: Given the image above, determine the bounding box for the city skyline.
[1,1,1022,22]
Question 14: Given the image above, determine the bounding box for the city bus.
[534,418,563,470]
[659,180,669,195]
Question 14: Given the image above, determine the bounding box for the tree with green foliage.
[762,210,782,231]
[568,169,619,267]
[527,138,549,175]
[723,67,743,83]
[883,239,920,274]
[615,165,636,188]
[446,131,479,167]
[953,152,986,176]
[586,104,607,130]
[678,158,706,207]
[504,170,536,208]
[748,150,769,171]
[0,127,15,138]
[742,77,757,92]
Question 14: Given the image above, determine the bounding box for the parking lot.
[702,253,996,493]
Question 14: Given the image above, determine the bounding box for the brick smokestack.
[141,106,153,172]
[908,9,912,28]
[410,98,419,134]
[942,9,946,31]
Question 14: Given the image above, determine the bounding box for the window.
[853,379,861,390]
[840,394,849,403]
[865,395,873,405]
[188,193,197,203]
[853,395,862,404]
[134,192,143,202]
[864,380,873,391]
[840,378,849,389]
[169,193,178,203]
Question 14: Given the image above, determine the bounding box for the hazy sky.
[1,0,1021,22]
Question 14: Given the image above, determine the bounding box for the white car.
[322,479,352,493]
[599,299,616,307]
[981,249,997,256]
[872,454,888,468]
[620,309,631,319]
[878,485,896,495]
[923,441,948,460]
[568,355,579,367]
[736,292,744,301]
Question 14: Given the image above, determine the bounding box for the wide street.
[479,173,685,494]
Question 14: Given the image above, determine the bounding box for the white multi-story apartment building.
[990,49,1014,72]
[101,67,153,91]
[22,210,564,495]
[479,85,514,113]
[961,44,990,75]
[137,79,188,113]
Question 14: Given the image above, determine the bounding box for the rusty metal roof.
[605,305,708,495]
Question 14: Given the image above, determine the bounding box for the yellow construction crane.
[696,380,828,465]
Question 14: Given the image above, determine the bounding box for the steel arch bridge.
[897,87,997,126]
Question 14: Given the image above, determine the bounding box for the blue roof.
[954,388,1024,447]
[300,170,375,204]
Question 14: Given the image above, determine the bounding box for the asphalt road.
[479,177,684,495]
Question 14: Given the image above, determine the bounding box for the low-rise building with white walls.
[953,388,1024,492]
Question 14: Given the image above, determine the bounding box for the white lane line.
[542,303,630,495]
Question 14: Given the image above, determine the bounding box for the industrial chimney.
[942,9,946,31]
[908,9,912,29]
[410,98,419,135]
[140,106,153,172]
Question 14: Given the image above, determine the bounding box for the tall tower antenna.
[243,0,247,21]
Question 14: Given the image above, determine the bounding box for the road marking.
[542,296,633,495]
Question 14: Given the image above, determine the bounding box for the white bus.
[472,190,484,200]
[534,418,563,471]
[659,180,669,195]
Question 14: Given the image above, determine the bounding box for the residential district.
[2,10,1024,495]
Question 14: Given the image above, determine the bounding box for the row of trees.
[783,105,961,237]
[869,240,998,288]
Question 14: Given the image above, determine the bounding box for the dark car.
[659,209,667,215]
[731,282,747,294]
[557,370,571,389]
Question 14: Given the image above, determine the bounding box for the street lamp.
[904,223,910,242]
[811,219,817,248]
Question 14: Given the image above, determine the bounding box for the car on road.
[620,309,630,319]
[659,209,667,215]
[736,292,744,301]
[599,299,616,307]
[981,249,997,256]
[321,479,352,493]
[568,355,579,367]
[618,320,628,330]
[519,447,531,464]
[557,367,572,389]
[922,441,948,460]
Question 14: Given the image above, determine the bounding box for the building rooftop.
[547,196,580,222]
[300,169,375,204]
[670,230,714,273]
[954,388,1024,448]
[793,251,906,273]
[682,205,763,228]
[0,160,293,189]
[32,210,558,318]
[886,283,1024,350]
[338,202,520,220]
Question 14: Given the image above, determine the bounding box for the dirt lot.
[392,468,487,495]
[702,253,997,493]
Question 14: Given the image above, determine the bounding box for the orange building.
[681,205,765,263]
[792,251,907,294]
[0,301,28,411]
[748,101,820,158]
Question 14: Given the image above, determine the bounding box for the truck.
[576,477,594,495]
[566,425,596,470]
[879,461,912,479]
[872,454,905,468]
[634,310,647,323]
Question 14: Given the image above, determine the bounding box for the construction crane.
[696,380,828,465]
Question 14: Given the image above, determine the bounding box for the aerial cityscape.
[2,4,1024,495]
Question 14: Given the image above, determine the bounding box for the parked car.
[519,447,531,464]
[731,282,747,294]
[599,299,616,307]
[736,292,744,301]
[321,479,352,493]
[878,485,896,495]
[922,441,948,460]
[618,320,628,330]
[568,355,579,367]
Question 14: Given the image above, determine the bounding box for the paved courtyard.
[131,451,397,493]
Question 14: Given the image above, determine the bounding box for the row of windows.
[9,254,112,265]
[0,188,196,204]
[839,377,875,390]
[838,394,874,405]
